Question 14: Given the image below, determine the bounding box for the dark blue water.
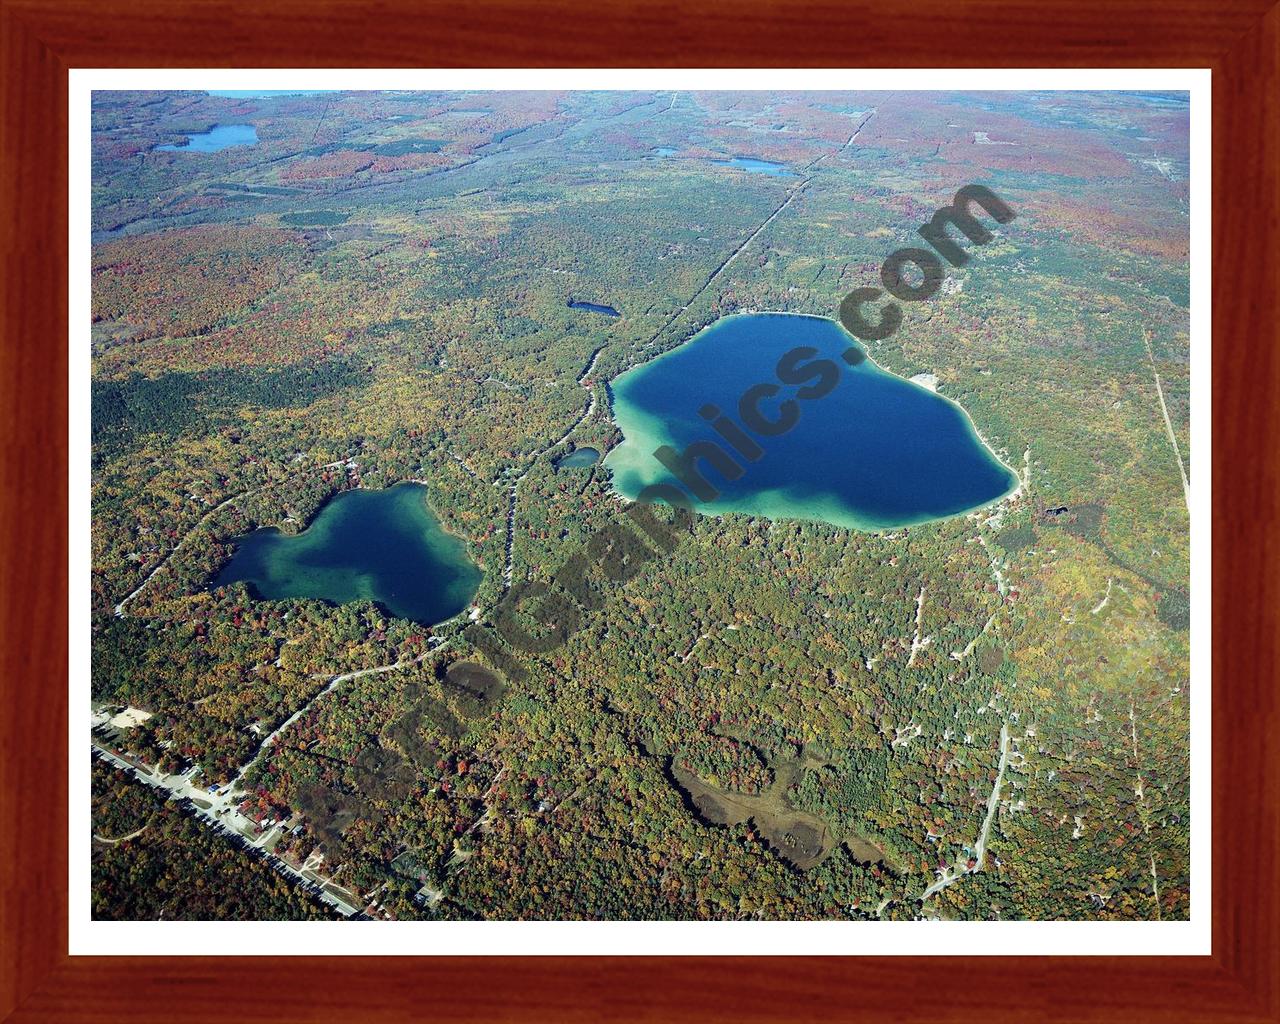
[568,300,621,318]
[713,157,794,177]
[156,124,259,153]
[211,483,480,625]
[606,314,1016,531]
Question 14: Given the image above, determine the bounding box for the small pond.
[713,157,794,177]
[156,124,259,153]
[568,300,621,318]
[553,446,601,470]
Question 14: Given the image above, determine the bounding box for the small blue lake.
[211,483,480,625]
[568,300,621,318]
[652,147,678,156]
[713,157,794,177]
[156,124,259,153]
[605,313,1016,531]
[554,446,601,469]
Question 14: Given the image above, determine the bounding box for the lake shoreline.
[212,480,481,627]
[603,311,1021,533]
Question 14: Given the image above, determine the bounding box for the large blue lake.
[605,313,1016,531]
[212,483,480,625]
[156,124,259,153]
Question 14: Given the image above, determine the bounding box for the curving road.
[113,458,352,616]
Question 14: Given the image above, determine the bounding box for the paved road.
[920,722,1010,902]
[113,459,353,616]
[229,651,441,788]
[92,743,360,917]
[975,722,1011,868]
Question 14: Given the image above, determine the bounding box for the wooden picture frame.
[2,1,1275,1019]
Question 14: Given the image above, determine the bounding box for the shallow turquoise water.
[211,483,480,625]
[605,313,1016,531]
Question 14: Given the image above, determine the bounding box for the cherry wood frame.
[2,1,1276,1020]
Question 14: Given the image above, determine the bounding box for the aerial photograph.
[88,87,1191,922]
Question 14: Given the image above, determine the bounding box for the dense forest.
[90,89,1191,921]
